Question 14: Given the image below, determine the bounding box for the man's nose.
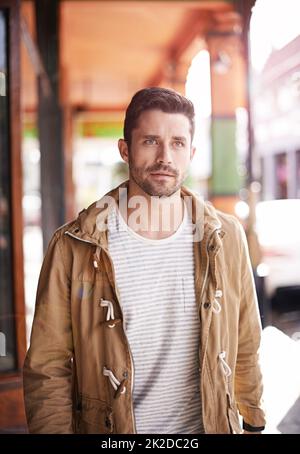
[156,142,172,164]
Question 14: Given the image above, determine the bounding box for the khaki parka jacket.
[23,181,266,434]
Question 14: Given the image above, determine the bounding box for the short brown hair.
[124,87,195,147]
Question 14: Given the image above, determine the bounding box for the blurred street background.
[0,0,300,434]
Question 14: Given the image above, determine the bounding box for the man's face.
[119,109,195,197]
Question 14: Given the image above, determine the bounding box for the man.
[23,87,265,434]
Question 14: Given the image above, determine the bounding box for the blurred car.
[255,199,300,311]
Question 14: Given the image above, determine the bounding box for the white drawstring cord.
[219,351,232,377]
[103,367,126,394]
[100,298,116,328]
[212,289,222,314]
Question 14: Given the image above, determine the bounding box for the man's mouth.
[150,172,175,177]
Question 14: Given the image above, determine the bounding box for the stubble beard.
[128,161,186,198]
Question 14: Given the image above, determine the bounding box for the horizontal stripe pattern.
[107,203,204,434]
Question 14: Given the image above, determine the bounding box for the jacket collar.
[67,180,225,248]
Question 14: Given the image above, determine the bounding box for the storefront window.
[0,9,17,372]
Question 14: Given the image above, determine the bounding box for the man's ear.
[118,139,129,164]
[190,145,196,161]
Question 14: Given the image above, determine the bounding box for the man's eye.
[174,141,185,147]
[144,139,157,145]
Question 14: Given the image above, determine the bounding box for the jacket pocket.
[76,395,114,434]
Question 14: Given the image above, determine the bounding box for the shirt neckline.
[115,201,188,245]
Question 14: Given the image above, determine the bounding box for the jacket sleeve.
[23,231,74,433]
[234,221,266,430]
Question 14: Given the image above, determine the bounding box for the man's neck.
[122,179,184,240]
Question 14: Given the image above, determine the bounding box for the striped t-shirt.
[107,202,203,434]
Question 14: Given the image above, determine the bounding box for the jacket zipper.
[65,231,137,433]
